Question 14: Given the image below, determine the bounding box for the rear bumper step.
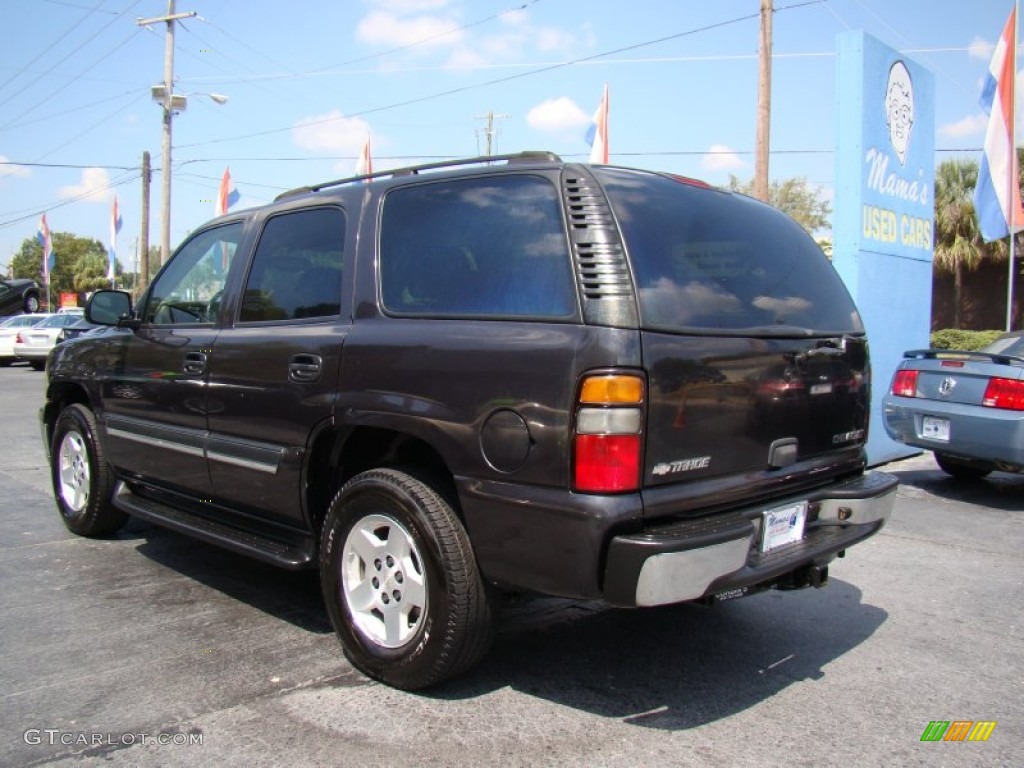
[112,482,315,569]
[603,471,897,607]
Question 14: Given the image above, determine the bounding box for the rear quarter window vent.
[561,167,638,328]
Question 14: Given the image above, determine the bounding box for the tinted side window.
[380,175,576,318]
[240,208,345,322]
[597,168,863,334]
[144,223,243,325]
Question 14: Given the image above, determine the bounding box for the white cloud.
[442,46,488,71]
[0,155,30,180]
[58,167,112,203]
[357,10,463,49]
[356,2,588,70]
[968,36,994,61]
[293,110,372,154]
[526,97,590,133]
[701,144,744,172]
[939,113,988,138]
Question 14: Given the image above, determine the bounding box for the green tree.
[11,231,119,306]
[727,175,832,234]
[932,158,1009,329]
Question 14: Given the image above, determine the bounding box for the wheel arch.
[42,381,94,455]
[305,425,459,544]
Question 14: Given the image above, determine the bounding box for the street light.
[151,86,227,268]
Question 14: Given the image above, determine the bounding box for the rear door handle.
[289,354,322,383]
[183,351,207,375]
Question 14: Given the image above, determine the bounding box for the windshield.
[2,315,47,328]
[984,334,1024,357]
[38,313,81,329]
[596,168,863,335]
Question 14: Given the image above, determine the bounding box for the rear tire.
[320,468,494,690]
[50,404,128,536]
[24,293,40,313]
[935,453,993,480]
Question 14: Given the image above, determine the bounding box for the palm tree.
[932,159,1008,328]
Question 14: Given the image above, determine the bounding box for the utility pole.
[138,1,196,270]
[140,150,151,295]
[475,110,510,156]
[754,0,773,202]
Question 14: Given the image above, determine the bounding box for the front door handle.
[183,351,207,375]
[289,354,322,383]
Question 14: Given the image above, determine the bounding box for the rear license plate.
[810,383,833,395]
[922,416,950,442]
[760,501,808,553]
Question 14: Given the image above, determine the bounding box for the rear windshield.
[984,334,1024,357]
[597,168,863,335]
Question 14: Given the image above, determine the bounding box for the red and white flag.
[975,8,1024,241]
[215,166,239,217]
[108,195,122,282]
[36,213,53,282]
[585,84,609,164]
[356,136,373,178]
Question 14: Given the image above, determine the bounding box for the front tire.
[50,404,128,536]
[320,468,494,690]
[24,293,40,313]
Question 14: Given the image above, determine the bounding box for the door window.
[240,208,345,323]
[143,223,243,325]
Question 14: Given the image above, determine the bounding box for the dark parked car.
[55,316,103,344]
[884,331,1024,478]
[0,278,41,316]
[40,152,896,689]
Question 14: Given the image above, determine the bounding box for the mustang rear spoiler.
[902,349,1024,366]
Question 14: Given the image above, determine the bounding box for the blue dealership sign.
[833,31,935,465]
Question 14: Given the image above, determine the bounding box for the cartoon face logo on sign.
[885,61,914,166]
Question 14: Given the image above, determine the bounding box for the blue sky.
[0,0,1016,273]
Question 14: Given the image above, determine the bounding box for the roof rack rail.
[274,150,562,201]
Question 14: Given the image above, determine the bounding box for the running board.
[113,482,316,569]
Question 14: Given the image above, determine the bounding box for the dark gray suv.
[41,152,896,689]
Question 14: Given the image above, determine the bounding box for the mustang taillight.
[891,369,919,398]
[573,373,644,493]
[982,377,1024,411]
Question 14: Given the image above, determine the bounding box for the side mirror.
[86,290,133,326]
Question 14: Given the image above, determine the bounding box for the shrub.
[930,329,1005,351]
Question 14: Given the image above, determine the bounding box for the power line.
[0,88,147,134]
[0,171,141,230]
[178,7,774,150]
[0,0,109,96]
[0,0,146,129]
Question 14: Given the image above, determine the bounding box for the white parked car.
[13,313,83,370]
[0,314,51,366]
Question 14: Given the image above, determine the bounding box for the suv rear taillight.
[573,373,644,493]
[891,370,918,398]
[982,377,1024,410]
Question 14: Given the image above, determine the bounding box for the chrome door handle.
[289,354,322,383]
[183,352,207,375]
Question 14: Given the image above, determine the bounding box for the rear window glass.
[596,168,863,334]
[380,175,576,318]
[984,335,1024,357]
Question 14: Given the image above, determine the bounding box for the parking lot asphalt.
[1,362,1021,767]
